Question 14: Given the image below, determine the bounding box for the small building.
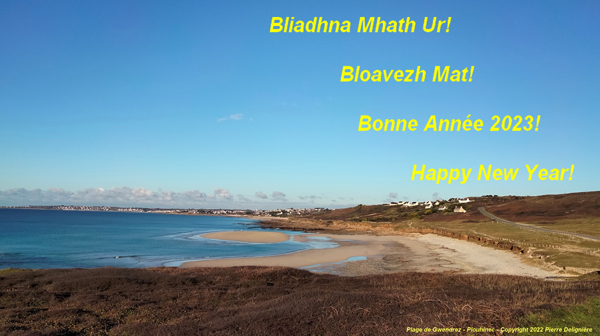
[458,198,472,203]
[438,206,447,211]
[454,206,467,213]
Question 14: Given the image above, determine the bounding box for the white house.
[454,206,467,213]
[458,198,472,203]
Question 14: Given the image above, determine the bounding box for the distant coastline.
[0,204,325,218]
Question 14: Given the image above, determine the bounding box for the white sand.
[183,233,557,278]
[415,234,556,278]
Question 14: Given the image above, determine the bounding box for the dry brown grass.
[1,267,599,335]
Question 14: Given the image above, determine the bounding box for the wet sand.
[201,231,290,243]
[182,232,557,278]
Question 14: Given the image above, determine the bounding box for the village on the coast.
[388,197,472,213]
[4,198,474,216]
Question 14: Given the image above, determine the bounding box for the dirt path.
[479,207,600,242]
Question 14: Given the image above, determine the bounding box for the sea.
[0,209,336,269]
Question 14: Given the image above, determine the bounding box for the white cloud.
[0,187,347,210]
[236,194,250,202]
[298,195,321,200]
[0,187,214,207]
[178,190,208,202]
[217,114,244,122]
[212,188,233,201]
[133,188,154,197]
[271,191,287,202]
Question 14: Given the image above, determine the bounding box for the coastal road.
[478,207,600,242]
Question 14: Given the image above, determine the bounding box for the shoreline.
[181,231,559,278]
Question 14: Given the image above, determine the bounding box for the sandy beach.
[201,231,290,243]
[182,231,557,278]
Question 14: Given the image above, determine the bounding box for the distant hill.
[482,191,600,221]
[302,191,600,223]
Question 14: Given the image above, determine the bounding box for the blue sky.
[1,1,599,209]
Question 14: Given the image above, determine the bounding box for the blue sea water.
[0,209,334,269]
